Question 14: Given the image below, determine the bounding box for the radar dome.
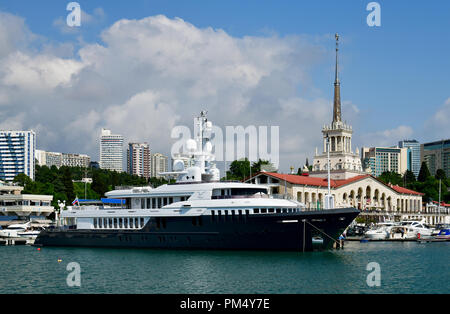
[186,139,197,152]
[173,160,185,172]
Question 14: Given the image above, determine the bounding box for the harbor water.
[0,241,448,294]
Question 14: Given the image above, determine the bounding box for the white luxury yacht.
[35,112,359,251]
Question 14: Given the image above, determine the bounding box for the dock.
[0,237,34,246]
[345,236,448,242]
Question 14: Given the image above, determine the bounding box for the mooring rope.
[303,219,341,245]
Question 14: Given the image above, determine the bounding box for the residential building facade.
[36,150,90,168]
[361,146,409,177]
[100,128,124,172]
[421,139,450,177]
[0,130,36,181]
[151,153,168,178]
[399,139,421,178]
[127,143,151,179]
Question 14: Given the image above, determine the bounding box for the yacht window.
[114,218,118,228]
[140,218,144,228]
[276,208,281,214]
[163,198,168,206]
[109,218,113,228]
[135,218,139,228]
[261,208,267,214]
[119,218,123,228]
[169,197,173,204]
[238,210,243,216]
[130,218,134,228]
[254,208,260,214]
[282,208,287,213]
[141,199,145,209]
[218,210,222,219]
[268,208,274,213]
[98,218,102,228]
[245,210,250,216]
[146,198,151,209]
[93,218,97,228]
[211,210,215,220]
[158,198,162,208]
[124,218,128,229]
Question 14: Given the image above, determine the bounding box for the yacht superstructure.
[35,112,359,251]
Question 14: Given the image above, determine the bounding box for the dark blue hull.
[34,208,359,251]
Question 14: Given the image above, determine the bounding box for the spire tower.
[333,33,341,124]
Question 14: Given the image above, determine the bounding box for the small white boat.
[364,222,398,240]
[391,220,434,239]
[17,227,44,239]
[0,222,30,238]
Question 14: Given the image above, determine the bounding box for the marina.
[34,112,359,251]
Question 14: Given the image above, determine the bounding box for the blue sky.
[0,1,449,170]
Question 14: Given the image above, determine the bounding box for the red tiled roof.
[390,185,424,196]
[257,172,370,188]
[432,201,450,207]
[251,172,424,196]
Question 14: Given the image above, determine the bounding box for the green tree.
[378,171,403,186]
[13,173,33,187]
[251,159,275,174]
[91,171,110,197]
[435,169,447,180]
[226,158,251,181]
[61,167,75,202]
[403,170,416,188]
[417,162,431,182]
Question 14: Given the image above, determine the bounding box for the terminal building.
[0,181,54,225]
[310,34,364,180]
[245,34,444,224]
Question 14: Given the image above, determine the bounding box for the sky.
[0,0,449,173]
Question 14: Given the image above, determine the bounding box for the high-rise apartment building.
[0,131,36,181]
[127,143,151,179]
[361,146,408,177]
[421,139,450,178]
[151,153,168,178]
[398,140,421,178]
[100,129,124,172]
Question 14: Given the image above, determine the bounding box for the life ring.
[417,233,421,239]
